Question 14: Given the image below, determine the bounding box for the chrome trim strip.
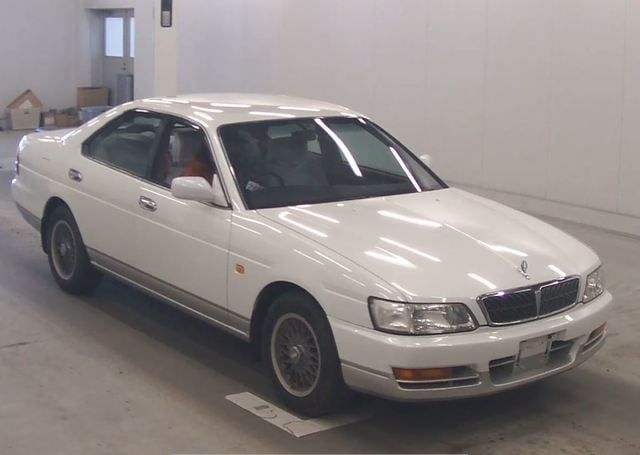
[15,203,41,232]
[397,374,480,385]
[87,247,250,340]
[477,276,581,326]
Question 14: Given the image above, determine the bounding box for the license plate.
[519,335,551,360]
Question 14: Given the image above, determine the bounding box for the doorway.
[93,9,135,105]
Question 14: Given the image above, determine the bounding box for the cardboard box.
[7,90,43,130]
[77,87,110,108]
[43,110,56,127]
[55,112,80,128]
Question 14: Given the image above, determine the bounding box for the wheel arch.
[40,197,71,253]
[249,281,324,358]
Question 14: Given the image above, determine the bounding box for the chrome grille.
[482,289,537,324]
[540,278,580,315]
[479,277,580,326]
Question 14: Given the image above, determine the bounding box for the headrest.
[267,136,309,163]
[292,130,317,142]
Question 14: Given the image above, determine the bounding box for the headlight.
[583,267,605,303]
[368,298,477,335]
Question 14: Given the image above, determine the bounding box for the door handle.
[68,168,83,182]
[138,196,157,212]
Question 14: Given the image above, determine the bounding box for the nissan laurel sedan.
[11,94,612,416]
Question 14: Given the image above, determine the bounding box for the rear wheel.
[46,205,101,294]
[262,290,351,416]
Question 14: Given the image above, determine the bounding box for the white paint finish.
[134,182,232,313]
[0,0,81,110]
[619,0,640,217]
[11,94,612,401]
[423,0,487,186]
[225,392,364,437]
[336,290,612,400]
[546,0,626,210]
[482,0,552,197]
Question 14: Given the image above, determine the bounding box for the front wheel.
[46,205,101,294]
[262,290,351,416]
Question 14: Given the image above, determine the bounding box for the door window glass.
[105,17,125,57]
[129,17,135,58]
[85,112,163,178]
[151,122,216,188]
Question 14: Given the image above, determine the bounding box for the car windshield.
[219,116,445,210]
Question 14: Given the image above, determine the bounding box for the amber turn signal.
[393,367,453,382]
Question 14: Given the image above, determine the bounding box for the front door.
[133,118,235,331]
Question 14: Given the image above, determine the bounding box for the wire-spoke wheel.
[262,290,351,416]
[271,313,321,397]
[51,220,78,280]
[46,205,101,294]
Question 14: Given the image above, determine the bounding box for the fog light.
[588,323,606,342]
[393,367,453,382]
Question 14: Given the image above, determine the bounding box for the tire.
[45,205,101,294]
[262,290,351,416]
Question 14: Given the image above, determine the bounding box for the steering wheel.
[252,171,285,187]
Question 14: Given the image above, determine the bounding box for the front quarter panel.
[227,211,404,329]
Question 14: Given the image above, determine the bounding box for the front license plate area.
[518,334,553,369]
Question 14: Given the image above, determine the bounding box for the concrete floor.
[1,130,639,454]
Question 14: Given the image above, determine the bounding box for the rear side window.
[84,112,163,178]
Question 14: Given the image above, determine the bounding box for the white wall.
[0,0,82,111]
[174,0,640,236]
[0,0,165,112]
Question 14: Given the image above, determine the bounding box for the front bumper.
[331,290,612,401]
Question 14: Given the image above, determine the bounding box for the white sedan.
[11,94,611,416]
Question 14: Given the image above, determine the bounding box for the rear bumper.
[331,290,612,401]
[15,202,41,232]
[11,176,41,232]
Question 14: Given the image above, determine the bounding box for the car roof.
[128,93,363,128]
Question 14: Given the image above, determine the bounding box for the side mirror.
[171,174,227,206]
[419,154,433,167]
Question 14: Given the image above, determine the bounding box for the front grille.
[540,278,580,315]
[482,289,537,324]
[479,277,580,325]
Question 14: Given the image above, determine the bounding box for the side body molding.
[87,248,251,341]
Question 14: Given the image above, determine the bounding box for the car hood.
[258,188,599,301]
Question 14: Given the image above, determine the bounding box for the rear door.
[67,110,164,267]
